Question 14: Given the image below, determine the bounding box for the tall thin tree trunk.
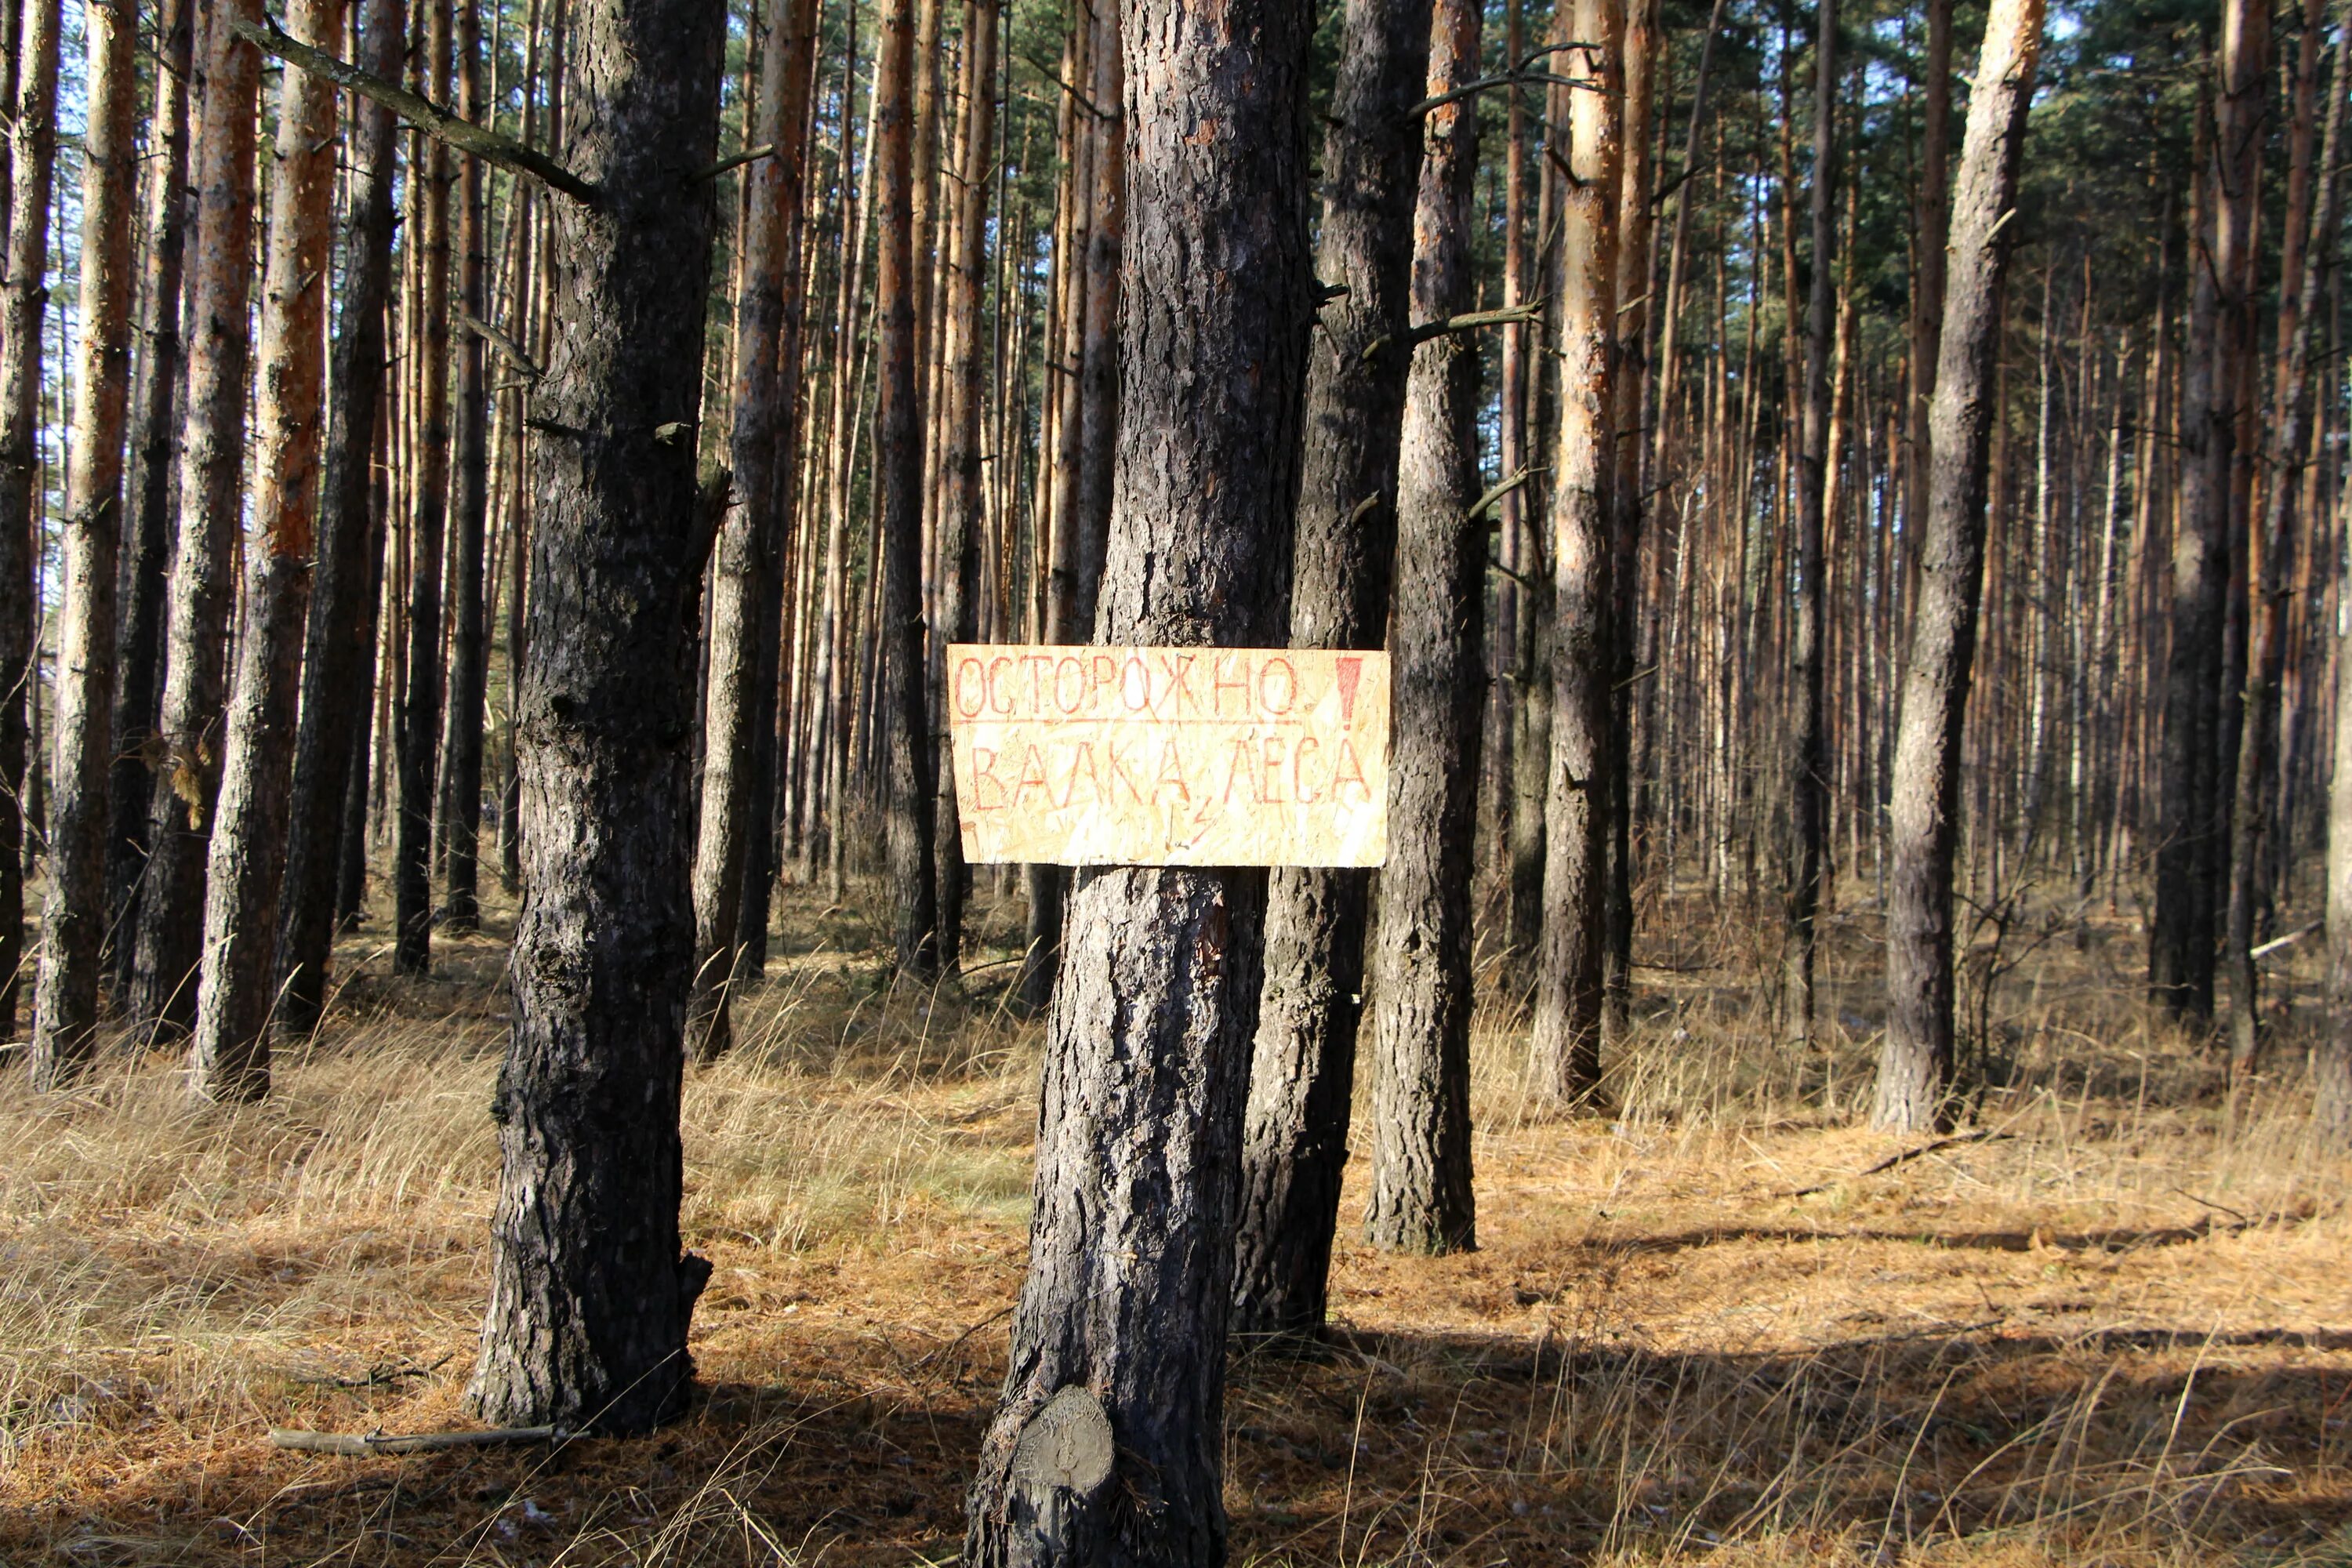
[0,0,60,1040]
[465,0,727,1435]
[1875,0,2042,1131]
[875,0,938,979]
[1601,0,1656,1040]
[691,0,819,1057]
[1228,0,1428,1341]
[1364,0,1483,1256]
[129,0,266,1034]
[29,0,140,1083]
[1780,0,1836,1046]
[188,0,345,1098]
[929,0,1000,971]
[1528,0,1624,1103]
[441,0,491,933]
[396,0,455,976]
[107,0,196,996]
[1904,0,1952,579]
[278,0,406,1033]
[960,0,1312,1553]
[2227,7,2343,1075]
[2154,7,2268,1022]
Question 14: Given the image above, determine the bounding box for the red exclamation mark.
[1335,655,1362,723]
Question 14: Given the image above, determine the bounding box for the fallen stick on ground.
[1787,1129,2010,1198]
[269,1426,561,1456]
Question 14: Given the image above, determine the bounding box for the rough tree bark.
[107,0,196,998]
[690,0,819,1058]
[1780,0,1836,1047]
[1875,0,2042,1132]
[184,0,346,1100]
[960,0,1312,1555]
[2153,0,2267,1022]
[1229,0,1428,1341]
[278,0,406,1034]
[1527,0,1624,1104]
[875,0,938,980]
[465,0,725,1435]
[1363,0,1483,1257]
[128,0,265,1034]
[396,0,455,976]
[29,0,140,1084]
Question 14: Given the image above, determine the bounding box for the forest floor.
[4,877,2351,1566]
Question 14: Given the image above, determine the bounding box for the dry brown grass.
[3,881,2350,1566]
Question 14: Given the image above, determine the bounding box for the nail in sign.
[946,644,1391,867]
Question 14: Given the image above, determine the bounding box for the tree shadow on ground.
[9,1315,2350,1566]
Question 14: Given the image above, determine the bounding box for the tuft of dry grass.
[3,883,2350,1565]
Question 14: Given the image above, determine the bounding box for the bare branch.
[227,12,599,205]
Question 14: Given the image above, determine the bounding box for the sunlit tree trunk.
[29,0,140,1083]
[188,0,346,1099]
[1363,0,1483,1256]
[278,0,405,1034]
[129,0,265,1035]
[1230,0,1428,1340]
[1528,0,1623,1103]
[1876,0,2042,1132]
[107,0,196,997]
[691,0,820,1056]
[960,0,1312,1552]
[466,0,726,1435]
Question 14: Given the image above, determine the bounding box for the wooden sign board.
[946,644,1390,867]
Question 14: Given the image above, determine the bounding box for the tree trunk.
[0,0,60,1042]
[441,0,491,933]
[1780,0,1836,1047]
[2154,5,2267,1022]
[1875,0,2042,1131]
[690,0,819,1057]
[928,0,1000,971]
[29,0,140,1083]
[465,0,726,1435]
[2226,6,2343,1076]
[2323,451,2352,1138]
[1601,0,1656,1041]
[1363,0,1482,1257]
[278,0,405,1034]
[397,0,455,976]
[188,0,345,1099]
[1017,23,1088,1016]
[1527,0,1623,1104]
[960,0,1312,1555]
[107,0,196,1000]
[128,0,266,1035]
[875,0,938,979]
[1904,0,1952,585]
[1228,0,1427,1341]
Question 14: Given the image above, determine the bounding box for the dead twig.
[270,1425,561,1456]
[1787,1129,2010,1198]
